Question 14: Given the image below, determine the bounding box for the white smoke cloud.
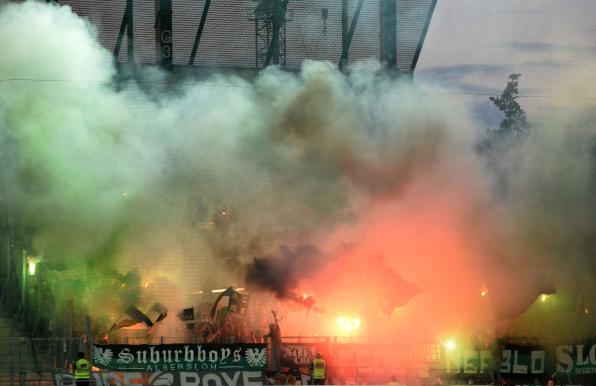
[0,1,594,342]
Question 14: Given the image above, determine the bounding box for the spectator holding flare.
[74,352,91,386]
[265,311,282,373]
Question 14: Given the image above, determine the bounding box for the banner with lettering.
[556,343,596,377]
[281,344,318,368]
[92,344,267,372]
[443,341,596,385]
[53,370,264,386]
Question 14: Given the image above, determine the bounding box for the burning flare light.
[337,316,361,336]
[444,338,456,351]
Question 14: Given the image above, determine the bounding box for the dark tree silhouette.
[488,73,530,138]
[478,73,530,197]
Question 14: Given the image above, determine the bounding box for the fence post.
[67,299,73,366]
[19,337,26,386]
[61,338,67,369]
[10,338,15,385]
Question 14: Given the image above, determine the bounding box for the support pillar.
[155,0,173,69]
[379,0,397,72]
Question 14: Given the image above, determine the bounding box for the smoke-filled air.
[0,1,594,346]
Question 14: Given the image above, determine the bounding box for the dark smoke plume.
[244,244,325,309]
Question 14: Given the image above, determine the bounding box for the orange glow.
[121,323,147,330]
[444,338,457,351]
[336,316,361,336]
[298,172,496,343]
[143,282,150,288]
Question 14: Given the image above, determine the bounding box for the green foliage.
[488,73,530,138]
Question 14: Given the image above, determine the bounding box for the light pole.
[21,250,26,329]
[21,251,38,332]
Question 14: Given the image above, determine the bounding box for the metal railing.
[0,337,82,386]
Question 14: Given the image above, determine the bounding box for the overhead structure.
[155,0,173,68]
[248,0,292,68]
[340,0,437,73]
[53,0,438,75]
[397,0,438,73]
[188,0,212,65]
[379,0,397,72]
[339,0,364,69]
[113,0,134,63]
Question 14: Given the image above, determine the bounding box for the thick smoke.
[244,244,324,308]
[0,1,594,342]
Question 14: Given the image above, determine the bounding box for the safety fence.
[1,336,593,385]
[0,337,82,386]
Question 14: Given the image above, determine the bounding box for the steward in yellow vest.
[74,352,91,385]
[311,353,326,385]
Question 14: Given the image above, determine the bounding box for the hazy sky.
[416,0,596,119]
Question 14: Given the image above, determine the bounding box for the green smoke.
[0,1,593,342]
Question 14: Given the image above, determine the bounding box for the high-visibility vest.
[75,358,91,379]
[312,358,326,379]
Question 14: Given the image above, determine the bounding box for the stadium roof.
[55,0,436,72]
